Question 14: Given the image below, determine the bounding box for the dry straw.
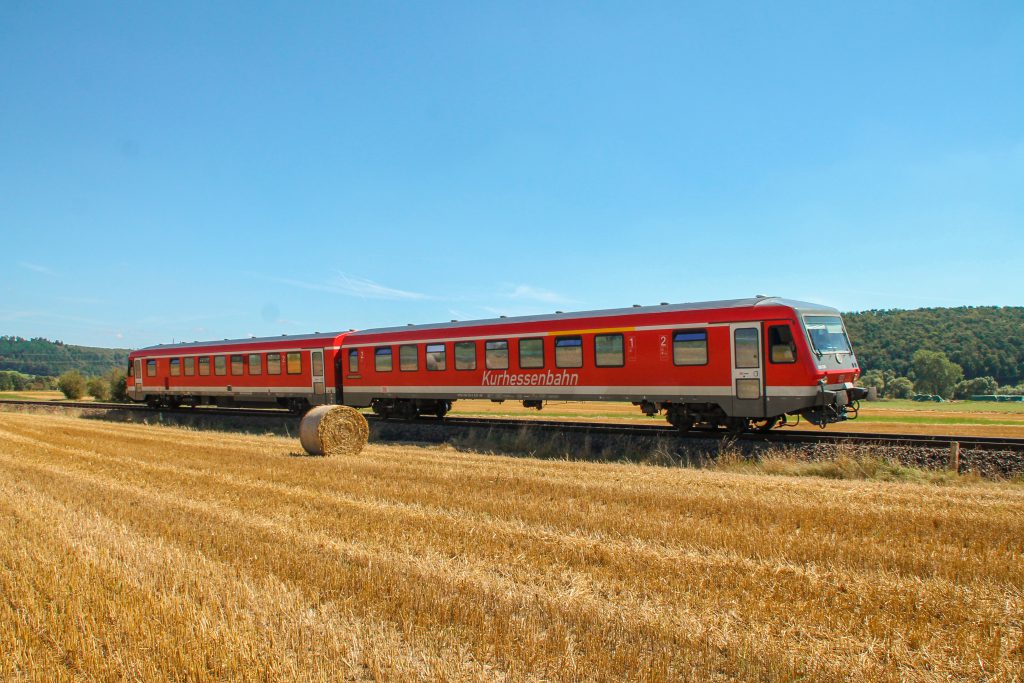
[298,405,368,456]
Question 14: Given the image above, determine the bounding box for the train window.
[231,355,244,375]
[184,357,195,376]
[485,340,509,370]
[804,315,853,354]
[519,338,544,369]
[198,357,211,376]
[375,347,393,372]
[267,353,281,375]
[169,358,181,376]
[768,325,797,364]
[249,353,262,375]
[312,352,323,376]
[286,352,302,374]
[214,356,227,375]
[594,334,624,367]
[348,349,358,373]
[454,341,476,370]
[673,330,708,366]
[425,343,446,371]
[399,344,418,371]
[734,329,759,369]
[146,359,157,377]
[554,336,583,368]
[127,361,133,377]
[736,378,761,400]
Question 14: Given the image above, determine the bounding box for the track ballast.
[2,398,1022,453]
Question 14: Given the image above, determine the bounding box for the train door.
[311,350,325,400]
[730,324,765,417]
[133,359,143,395]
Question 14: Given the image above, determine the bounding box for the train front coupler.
[801,383,869,427]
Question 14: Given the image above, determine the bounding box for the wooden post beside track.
[948,441,960,473]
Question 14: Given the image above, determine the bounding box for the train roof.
[346,296,839,339]
[132,297,840,353]
[134,330,348,353]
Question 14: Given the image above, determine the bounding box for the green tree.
[887,377,915,399]
[57,371,87,400]
[953,376,998,399]
[911,350,963,398]
[997,383,1024,396]
[107,369,128,402]
[87,376,110,401]
[858,369,884,391]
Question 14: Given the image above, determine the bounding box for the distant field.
[870,398,1024,413]
[0,390,71,401]
[0,411,1022,681]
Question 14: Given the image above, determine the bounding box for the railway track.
[2,399,1022,452]
[0,398,289,420]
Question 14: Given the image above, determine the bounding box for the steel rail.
[2,399,1022,452]
[384,415,1024,452]
[0,398,290,419]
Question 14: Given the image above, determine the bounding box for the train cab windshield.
[803,315,852,355]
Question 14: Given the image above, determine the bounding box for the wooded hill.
[843,306,1024,385]
[0,336,129,377]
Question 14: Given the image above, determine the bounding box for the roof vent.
[555,311,564,314]
[451,319,458,323]
[660,302,669,306]
[500,315,507,318]
[755,294,768,299]
[407,323,414,326]
[633,304,641,308]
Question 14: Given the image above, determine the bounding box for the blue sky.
[2,1,1021,349]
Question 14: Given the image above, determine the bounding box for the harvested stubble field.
[1,411,1023,682]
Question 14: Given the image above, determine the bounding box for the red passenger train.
[127,297,866,432]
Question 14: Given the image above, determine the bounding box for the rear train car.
[126,331,349,412]
[338,297,866,432]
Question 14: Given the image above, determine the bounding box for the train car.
[339,297,866,432]
[126,331,350,412]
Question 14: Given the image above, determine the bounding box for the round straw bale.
[299,405,369,456]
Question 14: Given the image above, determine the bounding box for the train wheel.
[666,407,693,433]
[395,400,417,420]
[725,418,748,436]
[750,417,779,434]
[146,397,162,409]
[288,399,310,415]
[434,401,450,419]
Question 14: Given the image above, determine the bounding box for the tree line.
[0,336,129,377]
[843,306,1024,386]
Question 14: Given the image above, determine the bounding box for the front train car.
[337,296,866,433]
[777,300,868,427]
